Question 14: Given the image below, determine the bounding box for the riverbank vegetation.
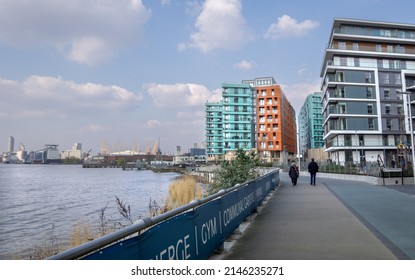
[165,175,203,209]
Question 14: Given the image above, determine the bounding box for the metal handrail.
[47,170,276,260]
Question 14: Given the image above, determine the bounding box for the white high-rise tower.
[8,136,14,153]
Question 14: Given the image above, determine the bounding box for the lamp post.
[397,85,415,188]
[297,132,300,172]
[355,130,359,174]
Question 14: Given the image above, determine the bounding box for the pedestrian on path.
[308,158,319,186]
[288,162,299,186]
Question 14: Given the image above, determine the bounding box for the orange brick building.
[246,77,297,163]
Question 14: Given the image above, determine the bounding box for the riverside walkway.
[219,172,415,260]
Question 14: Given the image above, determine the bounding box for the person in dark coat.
[308,158,319,186]
[288,162,299,186]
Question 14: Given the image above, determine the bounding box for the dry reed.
[165,175,202,209]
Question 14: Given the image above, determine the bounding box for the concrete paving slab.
[221,174,397,260]
[323,178,415,259]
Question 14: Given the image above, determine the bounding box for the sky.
[1,0,415,155]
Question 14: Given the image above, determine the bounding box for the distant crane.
[86,149,92,157]
[101,141,109,155]
[152,139,159,155]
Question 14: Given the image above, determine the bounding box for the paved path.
[221,172,415,260]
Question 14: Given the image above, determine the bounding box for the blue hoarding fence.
[48,169,280,260]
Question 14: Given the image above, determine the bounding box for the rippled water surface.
[0,164,178,259]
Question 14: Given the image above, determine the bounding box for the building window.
[336,72,345,82]
[339,103,346,114]
[366,87,373,98]
[368,118,374,130]
[380,73,390,84]
[341,118,347,130]
[397,105,403,115]
[386,119,392,130]
[396,45,405,54]
[353,43,359,50]
[385,104,391,115]
[365,72,373,83]
[394,73,402,85]
[384,88,390,99]
[387,45,393,53]
[383,135,389,146]
[359,135,364,146]
[339,42,347,50]
[367,104,373,114]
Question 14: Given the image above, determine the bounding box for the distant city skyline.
[1,0,415,154]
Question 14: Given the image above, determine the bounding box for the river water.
[0,164,179,259]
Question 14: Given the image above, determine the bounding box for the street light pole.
[398,85,415,188]
[355,130,359,174]
[297,132,300,172]
[355,130,358,165]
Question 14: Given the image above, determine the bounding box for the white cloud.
[80,124,111,133]
[0,75,143,119]
[297,65,307,76]
[234,60,255,70]
[0,0,151,65]
[66,37,115,66]
[185,1,204,16]
[161,0,172,6]
[281,80,321,113]
[207,88,223,103]
[265,15,319,40]
[180,0,252,53]
[147,120,161,128]
[145,83,215,108]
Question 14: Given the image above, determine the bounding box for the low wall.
[299,171,414,186]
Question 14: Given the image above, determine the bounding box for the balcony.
[333,26,415,41]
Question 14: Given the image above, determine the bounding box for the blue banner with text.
[83,171,278,260]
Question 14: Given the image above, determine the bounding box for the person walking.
[288,162,299,186]
[308,158,319,186]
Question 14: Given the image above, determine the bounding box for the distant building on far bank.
[61,142,82,160]
[8,136,14,153]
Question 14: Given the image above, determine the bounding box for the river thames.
[0,164,179,259]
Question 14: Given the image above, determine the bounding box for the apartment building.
[321,18,415,166]
[206,77,297,163]
[205,82,256,161]
[243,77,297,163]
[205,102,224,159]
[298,92,325,159]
